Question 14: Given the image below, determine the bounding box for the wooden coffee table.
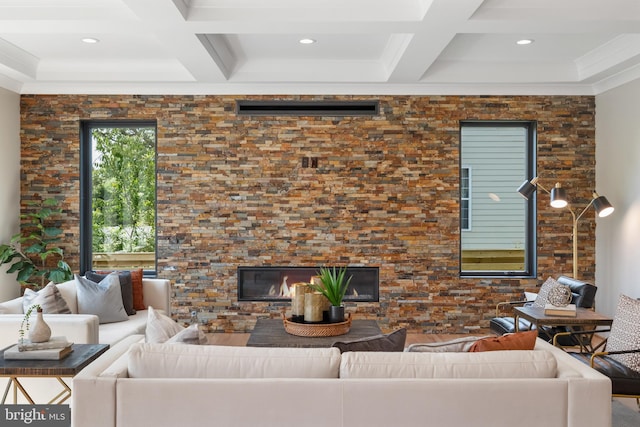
[247,318,382,348]
[0,343,109,404]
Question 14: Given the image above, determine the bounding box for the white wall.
[595,78,640,316]
[0,87,20,301]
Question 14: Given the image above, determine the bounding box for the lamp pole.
[567,199,597,279]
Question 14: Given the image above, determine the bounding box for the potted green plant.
[0,198,73,291]
[310,266,352,323]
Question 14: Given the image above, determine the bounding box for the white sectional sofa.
[0,278,170,349]
[73,337,612,427]
[0,277,170,404]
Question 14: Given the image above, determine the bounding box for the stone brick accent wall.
[20,95,596,333]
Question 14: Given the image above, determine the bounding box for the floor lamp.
[517,177,614,279]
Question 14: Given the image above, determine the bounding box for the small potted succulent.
[309,266,352,323]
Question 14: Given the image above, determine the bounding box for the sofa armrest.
[73,334,143,427]
[0,314,99,349]
[142,278,170,312]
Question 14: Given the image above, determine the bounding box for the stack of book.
[544,303,577,317]
[3,336,73,360]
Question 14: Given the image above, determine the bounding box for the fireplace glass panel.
[237,266,379,302]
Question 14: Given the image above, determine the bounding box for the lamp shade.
[592,193,614,217]
[550,183,568,208]
[517,179,537,200]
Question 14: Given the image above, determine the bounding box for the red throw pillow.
[469,330,538,352]
[129,268,145,310]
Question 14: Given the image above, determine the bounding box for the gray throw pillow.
[75,274,129,324]
[22,282,72,314]
[86,271,136,315]
[332,328,407,353]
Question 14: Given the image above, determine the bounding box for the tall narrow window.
[80,121,157,274]
[460,121,535,277]
[461,167,471,231]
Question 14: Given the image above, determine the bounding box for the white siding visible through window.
[460,126,527,251]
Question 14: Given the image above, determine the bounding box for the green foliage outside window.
[91,127,156,253]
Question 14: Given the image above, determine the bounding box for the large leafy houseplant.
[0,199,73,290]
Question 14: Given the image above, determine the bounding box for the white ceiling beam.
[386,0,485,82]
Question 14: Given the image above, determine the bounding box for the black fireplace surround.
[237,266,379,302]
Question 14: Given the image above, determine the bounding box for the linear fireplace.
[237,266,379,302]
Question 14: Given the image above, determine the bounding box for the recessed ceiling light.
[299,38,316,45]
[516,39,534,45]
[82,38,100,44]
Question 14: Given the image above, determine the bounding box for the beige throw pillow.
[22,282,72,314]
[145,306,184,343]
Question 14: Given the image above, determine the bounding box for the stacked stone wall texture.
[20,95,596,333]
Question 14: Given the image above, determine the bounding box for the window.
[461,167,471,231]
[80,121,157,275]
[460,121,536,277]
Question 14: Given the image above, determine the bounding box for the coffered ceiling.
[1,0,639,95]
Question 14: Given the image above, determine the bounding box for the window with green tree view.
[80,121,157,274]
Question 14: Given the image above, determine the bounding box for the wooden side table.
[514,306,613,351]
[0,343,109,404]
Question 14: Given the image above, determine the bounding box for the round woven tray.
[282,314,351,337]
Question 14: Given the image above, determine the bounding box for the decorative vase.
[328,305,345,323]
[29,308,51,343]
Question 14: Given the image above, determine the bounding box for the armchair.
[489,276,597,346]
[555,294,640,409]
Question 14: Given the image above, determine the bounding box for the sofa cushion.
[469,330,538,352]
[332,328,406,353]
[339,349,557,379]
[76,274,129,324]
[22,282,72,314]
[405,335,489,353]
[87,271,136,316]
[128,343,341,379]
[606,294,640,372]
[98,310,148,345]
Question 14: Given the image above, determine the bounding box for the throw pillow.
[166,324,208,345]
[405,335,489,352]
[606,294,640,371]
[145,306,185,343]
[86,271,136,315]
[332,328,407,353]
[22,282,72,314]
[469,330,538,352]
[130,268,144,310]
[75,274,129,324]
[96,268,145,311]
[532,277,559,308]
